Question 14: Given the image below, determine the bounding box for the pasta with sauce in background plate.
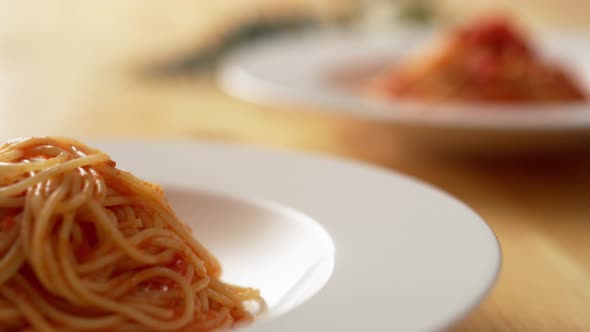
[367,16,588,104]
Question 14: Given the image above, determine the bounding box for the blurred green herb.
[398,1,434,24]
[147,2,434,76]
[151,16,320,75]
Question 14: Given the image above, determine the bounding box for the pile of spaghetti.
[368,16,587,103]
[0,137,262,332]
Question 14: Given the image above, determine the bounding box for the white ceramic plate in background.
[217,28,590,154]
[95,140,501,332]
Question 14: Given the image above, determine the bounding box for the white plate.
[218,28,590,153]
[95,140,501,332]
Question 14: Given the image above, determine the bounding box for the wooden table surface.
[1,2,589,331]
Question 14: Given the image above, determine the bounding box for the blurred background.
[1,0,589,141]
[1,2,590,330]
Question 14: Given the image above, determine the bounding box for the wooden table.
[1,2,590,331]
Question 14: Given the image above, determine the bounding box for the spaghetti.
[368,16,587,103]
[0,137,262,332]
